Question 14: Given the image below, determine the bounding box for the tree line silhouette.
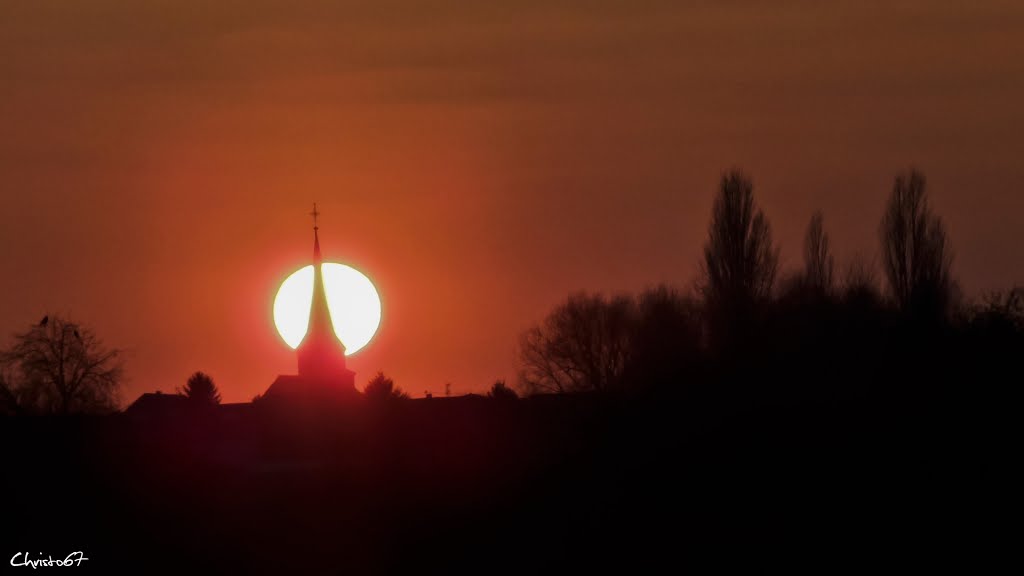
[519,168,1019,398]
[1,168,1018,412]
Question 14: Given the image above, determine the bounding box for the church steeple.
[261,205,359,403]
[296,204,350,379]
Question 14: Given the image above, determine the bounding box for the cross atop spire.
[310,203,322,265]
[310,202,320,231]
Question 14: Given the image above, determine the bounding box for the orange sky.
[2,1,1023,402]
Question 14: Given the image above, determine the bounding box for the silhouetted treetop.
[0,315,122,415]
[967,288,1024,336]
[488,380,518,400]
[518,286,704,396]
[700,170,778,308]
[518,292,634,395]
[840,254,883,309]
[880,169,955,320]
[180,371,221,405]
[803,210,834,296]
[628,285,703,390]
[364,371,409,401]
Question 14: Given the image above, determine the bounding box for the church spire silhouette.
[296,204,351,379]
[262,204,358,403]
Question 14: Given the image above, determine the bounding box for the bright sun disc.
[273,263,382,355]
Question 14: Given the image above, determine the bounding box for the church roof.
[123,392,189,417]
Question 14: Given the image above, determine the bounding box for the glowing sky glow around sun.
[273,263,382,355]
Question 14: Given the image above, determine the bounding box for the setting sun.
[273,263,382,354]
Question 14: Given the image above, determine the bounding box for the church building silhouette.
[263,208,358,401]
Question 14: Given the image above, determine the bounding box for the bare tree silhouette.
[0,369,19,415]
[179,371,221,405]
[968,288,1024,335]
[880,170,955,319]
[0,315,122,414]
[364,371,409,401]
[803,210,834,295]
[518,292,634,395]
[842,253,876,293]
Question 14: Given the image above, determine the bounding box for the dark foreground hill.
[2,380,1012,574]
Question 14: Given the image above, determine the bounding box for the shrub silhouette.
[364,371,409,401]
[488,380,518,400]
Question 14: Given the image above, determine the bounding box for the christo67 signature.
[10,552,89,568]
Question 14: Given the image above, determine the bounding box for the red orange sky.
[2,1,1023,402]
